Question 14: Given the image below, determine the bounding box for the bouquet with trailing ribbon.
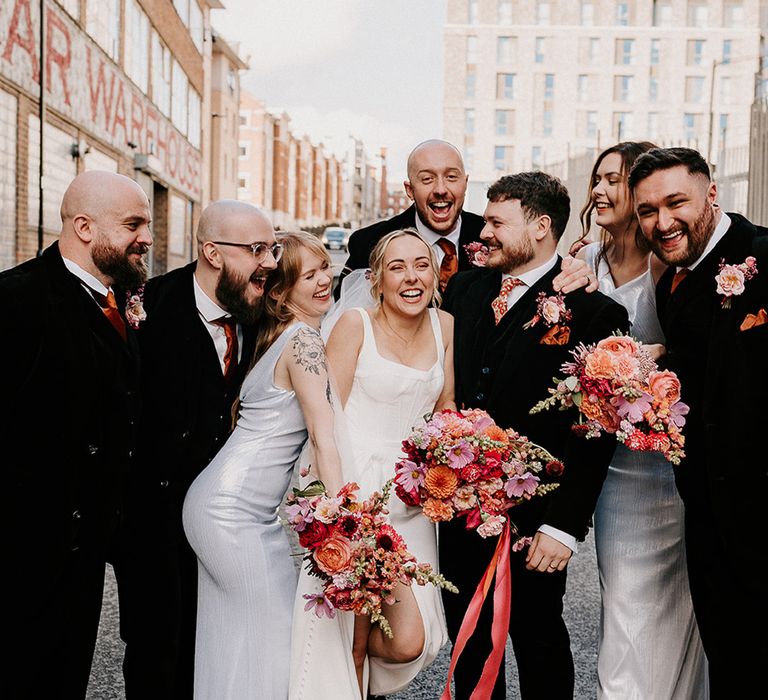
[531,333,688,464]
[285,480,456,638]
[393,408,563,699]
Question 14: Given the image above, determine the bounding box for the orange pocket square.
[540,324,570,345]
[740,308,768,331]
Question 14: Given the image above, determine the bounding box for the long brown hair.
[577,141,656,272]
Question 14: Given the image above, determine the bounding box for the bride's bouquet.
[394,408,562,544]
[530,334,689,464]
[284,480,456,638]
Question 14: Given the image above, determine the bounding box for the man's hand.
[552,255,598,294]
[525,531,573,573]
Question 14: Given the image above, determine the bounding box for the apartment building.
[444,0,767,209]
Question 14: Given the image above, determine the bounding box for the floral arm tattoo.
[292,326,333,405]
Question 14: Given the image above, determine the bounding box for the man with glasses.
[113,200,279,698]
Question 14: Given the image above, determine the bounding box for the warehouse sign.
[0,0,202,200]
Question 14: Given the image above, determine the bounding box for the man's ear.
[707,180,717,206]
[534,214,552,241]
[404,179,414,202]
[72,214,93,242]
[201,240,223,269]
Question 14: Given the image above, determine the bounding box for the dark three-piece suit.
[440,261,629,699]
[0,243,141,699]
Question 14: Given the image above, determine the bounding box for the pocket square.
[740,308,768,331]
[540,324,570,345]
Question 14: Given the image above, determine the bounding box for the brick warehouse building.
[0,0,245,275]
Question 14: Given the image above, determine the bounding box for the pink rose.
[597,335,640,355]
[716,265,746,296]
[541,298,562,324]
[647,370,682,404]
[313,535,354,575]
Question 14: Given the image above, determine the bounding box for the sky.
[212,0,447,182]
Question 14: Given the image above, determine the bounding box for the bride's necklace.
[378,307,425,347]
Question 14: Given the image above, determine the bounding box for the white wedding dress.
[289,307,449,699]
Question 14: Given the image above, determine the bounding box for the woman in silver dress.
[183,232,343,700]
[576,142,708,699]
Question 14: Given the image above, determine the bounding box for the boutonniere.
[715,256,757,308]
[125,284,147,329]
[463,241,489,267]
[523,291,572,345]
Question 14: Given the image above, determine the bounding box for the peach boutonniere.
[125,284,147,329]
[715,256,757,309]
[463,241,490,267]
[523,291,572,345]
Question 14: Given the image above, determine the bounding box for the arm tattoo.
[292,326,327,376]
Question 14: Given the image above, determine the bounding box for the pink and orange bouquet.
[285,480,456,637]
[394,408,561,543]
[530,334,688,464]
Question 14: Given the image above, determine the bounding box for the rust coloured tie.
[96,290,127,341]
[214,316,239,383]
[491,277,526,325]
[671,268,689,294]
[436,238,458,292]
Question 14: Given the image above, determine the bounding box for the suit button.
[88,444,99,456]
[128,450,134,458]
[476,393,485,401]
[160,480,169,488]
[182,430,191,439]
[481,367,490,375]
[72,510,81,520]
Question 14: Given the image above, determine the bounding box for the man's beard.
[650,202,716,267]
[92,237,149,288]
[215,263,263,325]
[487,236,535,273]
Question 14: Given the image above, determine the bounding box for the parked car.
[321,226,351,251]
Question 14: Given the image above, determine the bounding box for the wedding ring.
[548,563,557,569]
[585,275,590,286]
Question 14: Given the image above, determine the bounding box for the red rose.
[298,520,329,549]
[395,483,421,507]
[545,460,565,477]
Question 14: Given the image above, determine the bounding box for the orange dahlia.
[484,425,508,443]
[424,465,459,499]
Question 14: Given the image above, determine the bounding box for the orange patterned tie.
[214,316,239,382]
[436,238,458,292]
[491,277,526,324]
[96,290,127,341]
[671,268,689,293]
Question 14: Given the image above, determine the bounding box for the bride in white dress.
[289,229,455,699]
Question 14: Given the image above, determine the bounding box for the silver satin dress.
[584,244,708,699]
[183,323,308,700]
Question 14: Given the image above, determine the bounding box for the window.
[615,39,635,65]
[577,74,589,102]
[466,68,477,98]
[86,0,120,61]
[544,73,554,99]
[723,1,744,27]
[535,37,545,63]
[125,0,150,93]
[613,111,633,140]
[649,76,659,102]
[614,75,633,102]
[683,113,703,141]
[536,1,550,25]
[151,32,171,117]
[722,39,732,65]
[238,176,248,190]
[685,76,705,103]
[650,38,660,64]
[238,142,249,158]
[498,0,513,24]
[720,76,732,104]
[648,112,660,139]
[171,60,189,135]
[543,110,553,137]
[464,146,475,171]
[531,146,542,170]
[494,145,514,171]
[579,37,600,64]
[496,73,515,99]
[589,37,600,64]
[464,109,475,136]
[653,0,673,27]
[239,113,248,127]
[468,0,479,24]
[578,110,597,138]
[497,36,515,63]
[719,113,729,144]
[581,1,594,26]
[188,88,201,148]
[586,111,597,138]
[495,109,515,135]
[616,2,629,26]
[687,1,708,27]
[189,1,204,54]
[169,194,190,257]
[686,39,705,66]
[467,36,479,63]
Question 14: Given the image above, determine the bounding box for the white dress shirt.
[193,274,243,374]
[62,257,111,301]
[414,211,463,265]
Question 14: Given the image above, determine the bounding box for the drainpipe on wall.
[36,0,45,257]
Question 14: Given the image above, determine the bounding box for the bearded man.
[112,200,279,698]
[0,171,152,699]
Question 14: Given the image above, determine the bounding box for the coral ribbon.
[441,519,512,700]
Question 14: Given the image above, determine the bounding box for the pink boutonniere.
[463,241,490,267]
[523,291,572,345]
[715,256,757,308]
[125,285,147,329]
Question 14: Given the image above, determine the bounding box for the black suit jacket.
[336,204,486,298]
[444,261,629,540]
[656,213,768,528]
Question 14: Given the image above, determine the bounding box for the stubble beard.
[215,262,263,325]
[651,202,716,267]
[486,237,535,274]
